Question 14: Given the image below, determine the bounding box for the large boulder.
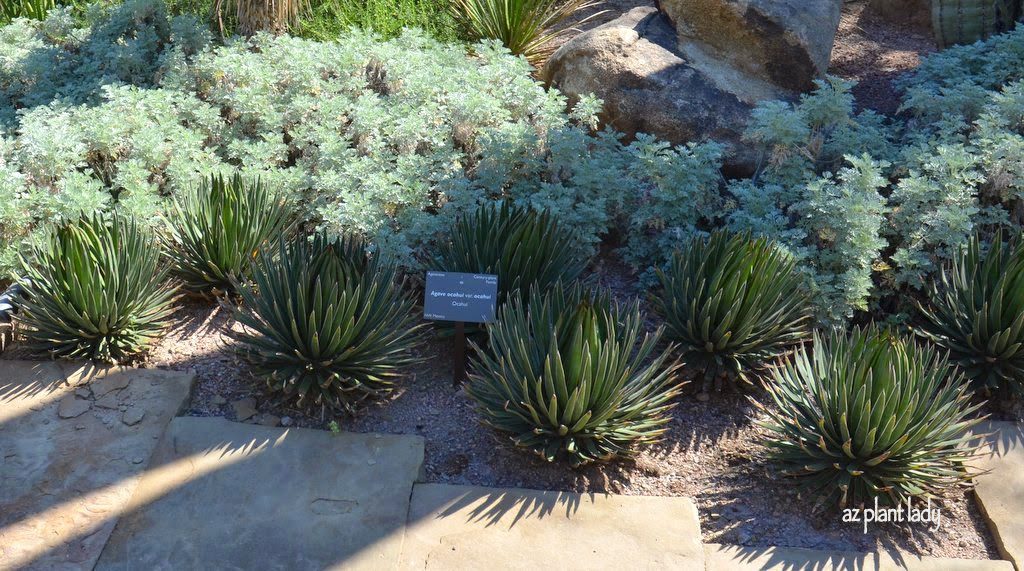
[544,7,792,174]
[656,0,843,92]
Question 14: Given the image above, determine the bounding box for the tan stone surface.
[0,362,194,571]
[95,417,425,570]
[706,544,1013,571]
[973,421,1024,571]
[399,483,704,569]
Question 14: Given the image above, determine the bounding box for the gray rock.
[280,416,293,427]
[94,393,121,410]
[545,8,782,174]
[91,373,131,398]
[57,395,91,419]
[231,397,257,421]
[656,0,843,93]
[210,394,227,406]
[122,407,146,426]
[254,413,280,427]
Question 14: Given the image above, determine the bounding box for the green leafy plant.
[1,0,56,23]
[229,233,425,413]
[654,231,813,392]
[15,213,178,363]
[759,326,985,509]
[431,202,589,307]
[467,283,682,466]
[915,231,1024,398]
[450,0,601,65]
[164,174,294,295]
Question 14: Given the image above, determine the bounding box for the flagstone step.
[398,483,705,569]
[973,421,1024,571]
[95,416,425,570]
[0,361,194,570]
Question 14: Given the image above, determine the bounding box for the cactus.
[931,0,1020,48]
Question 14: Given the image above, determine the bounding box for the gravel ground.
[115,251,1010,562]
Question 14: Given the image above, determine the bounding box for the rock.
[122,407,146,426]
[254,413,280,427]
[57,395,92,419]
[280,416,293,427]
[656,0,843,93]
[210,394,227,406]
[91,373,131,398]
[75,387,92,399]
[231,398,257,421]
[545,8,783,174]
[94,393,121,410]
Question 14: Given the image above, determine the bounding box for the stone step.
[705,544,1014,570]
[973,421,1024,571]
[0,361,195,570]
[398,483,705,569]
[95,416,425,570]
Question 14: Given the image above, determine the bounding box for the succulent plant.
[164,174,294,295]
[15,213,178,363]
[931,0,1020,48]
[431,202,589,307]
[467,283,682,466]
[229,233,425,412]
[759,326,985,509]
[653,230,813,392]
[915,231,1024,399]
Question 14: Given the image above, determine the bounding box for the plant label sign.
[423,271,498,323]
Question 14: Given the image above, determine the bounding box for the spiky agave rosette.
[758,326,986,509]
[654,230,813,392]
[467,283,683,466]
[164,174,294,296]
[229,233,425,413]
[15,212,178,363]
[916,231,1024,399]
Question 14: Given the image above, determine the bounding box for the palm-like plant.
[759,326,985,509]
[654,231,813,392]
[467,283,682,466]
[431,202,588,307]
[450,0,601,65]
[164,174,294,296]
[214,0,309,35]
[229,233,425,412]
[15,213,178,363]
[915,231,1024,399]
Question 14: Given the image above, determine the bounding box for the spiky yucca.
[165,174,294,295]
[229,234,424,412]
[467,283,682,466]
[916,231,1024,399]
[654,231,812,391]
[432,202,588,305]
[16,213,178,363]
[759,327,985,509]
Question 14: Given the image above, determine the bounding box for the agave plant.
[759,326,985,509]
[467,283,682,466]
[15,213,178,363]
[915,231,1024,399]
[431,202,588,307]
[653,231,813,392]
[229,233,425,412]
[450,0,602,65]
[164,174,294,295]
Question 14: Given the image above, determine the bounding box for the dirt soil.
[104,251,1009,562]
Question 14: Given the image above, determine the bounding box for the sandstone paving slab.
[705,544,1013,570]
[973,421,1024,571]
[0,362,194,571]
[398,483,704,569]
[95,417,425,570]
